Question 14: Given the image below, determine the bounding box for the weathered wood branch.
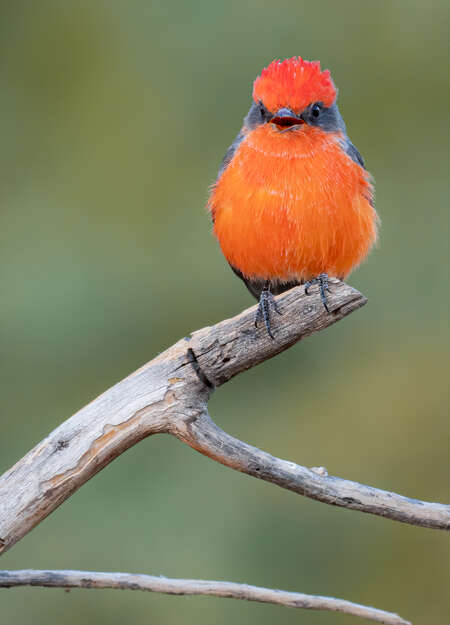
[0,569,411,625]
[173,410,450,528]
[0,280,448,564]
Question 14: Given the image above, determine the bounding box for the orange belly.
[209,125,378,283]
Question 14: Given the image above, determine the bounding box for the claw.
[254,282,281,339]
[304,273,332,313]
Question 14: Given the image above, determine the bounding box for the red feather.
[253,57,336,113]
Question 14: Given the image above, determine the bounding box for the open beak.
[270,107,304,130]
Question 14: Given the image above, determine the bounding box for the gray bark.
[0,281,448,561]
[0,569,411,625]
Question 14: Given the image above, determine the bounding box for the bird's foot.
[304,273,332,312]
[254,282,282,339]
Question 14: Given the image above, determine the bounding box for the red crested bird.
[208,57,378,337]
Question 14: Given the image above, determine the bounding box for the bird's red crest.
[253,57,336,113]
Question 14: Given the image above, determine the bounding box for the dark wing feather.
[217,131,245,179]
[343,139,365,168]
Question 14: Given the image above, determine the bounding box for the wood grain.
[0,280,448,563]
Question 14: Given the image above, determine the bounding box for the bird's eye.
[311,103,321,118]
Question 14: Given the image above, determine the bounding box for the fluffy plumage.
[208,57,378,302]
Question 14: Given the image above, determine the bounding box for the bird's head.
[245,57,345,135]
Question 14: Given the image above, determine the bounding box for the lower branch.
[0,569,411,625]
[0,282,446,623]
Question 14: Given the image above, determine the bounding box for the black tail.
[230,264,300,300]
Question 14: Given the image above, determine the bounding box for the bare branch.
[173,410,450,529]
[0,569,411,625]
[0,281,448,562]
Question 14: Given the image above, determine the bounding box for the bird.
[208,56,378,338]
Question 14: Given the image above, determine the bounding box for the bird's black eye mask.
[243,101,271,128]
[244,100,346,134]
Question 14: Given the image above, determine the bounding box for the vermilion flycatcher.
[208,57,378,337]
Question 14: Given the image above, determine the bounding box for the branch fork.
[1,280,448,623]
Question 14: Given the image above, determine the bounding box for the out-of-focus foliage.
[0,2,448,624]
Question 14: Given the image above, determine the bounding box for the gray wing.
[342,138,365,168]
[217,131,245,179]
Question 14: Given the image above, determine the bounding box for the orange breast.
[209,125,378,283]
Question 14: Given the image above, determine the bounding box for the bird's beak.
[270,107,304,129]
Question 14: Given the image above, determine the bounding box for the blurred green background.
[0,1,448,624]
